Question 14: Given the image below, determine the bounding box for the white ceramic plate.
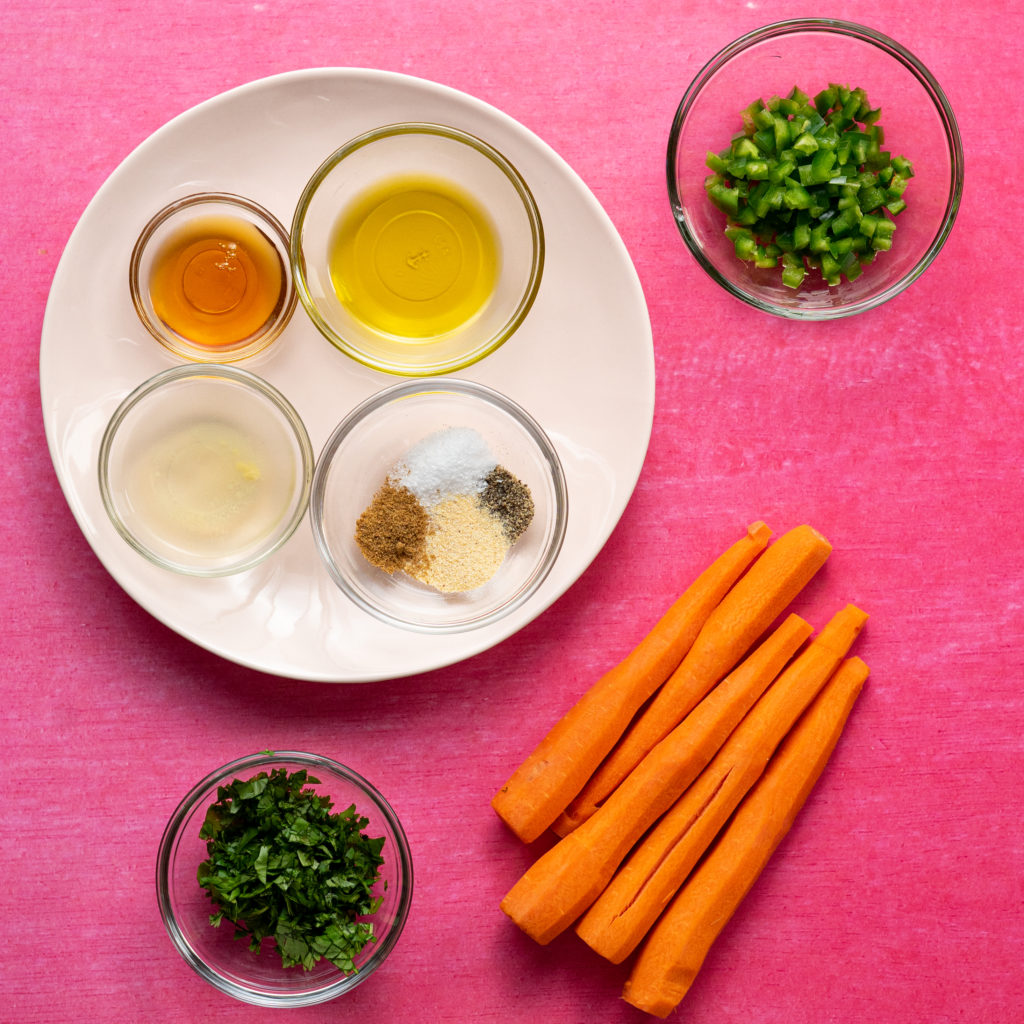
[40,68,654,682]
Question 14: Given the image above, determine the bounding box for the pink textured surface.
[3,1,1022,1022]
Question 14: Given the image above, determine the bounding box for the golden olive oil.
[328,174,499,340]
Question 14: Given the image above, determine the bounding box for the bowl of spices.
[156,751,413,1008]
[668,19,963,318]
[291,123,544,376]
[99,364,314,576]
[310,378,567,632]
[130,192,296,361]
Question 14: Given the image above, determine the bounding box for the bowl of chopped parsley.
[157,751,413,1007]
[667,19,963,319]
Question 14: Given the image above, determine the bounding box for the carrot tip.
[796,523,833,552]
[746,520,773,544]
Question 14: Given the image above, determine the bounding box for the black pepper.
[480,465,535,542]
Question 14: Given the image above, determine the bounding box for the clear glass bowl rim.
[129,191,297,361]
[309,376,569,633]
[666,18,965,320]
[97,363,315,577]
[155,750,414,1008]
[290,121,546,375]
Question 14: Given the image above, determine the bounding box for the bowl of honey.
[130,193,297,363]
[291,124,545,376]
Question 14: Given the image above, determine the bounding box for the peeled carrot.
[557,524,832,835]
[575,603,866,963]
[499,613,812,945]
[623,656,869,1018]
[491,522,773,843]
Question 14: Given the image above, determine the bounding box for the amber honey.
[148,214,285,348]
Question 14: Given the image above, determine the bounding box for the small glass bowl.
[130,192,296,362]
[667,19,964,319]
[291,123,544,375]
[98,364,313,576]
[310,378,567,632]
[156,751,413,1008]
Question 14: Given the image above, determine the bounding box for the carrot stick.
[557,525,832,835]
[575,603,866,964]
[491,522,773,843]
[498,614,812,945]
[623,656,869,1018]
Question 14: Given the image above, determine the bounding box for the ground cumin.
[354,482,430,574]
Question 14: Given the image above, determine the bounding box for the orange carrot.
[556,525,832,835]
[491,522,773,843]
[575,603,866,964]
[623,656,869,1018]
[498,614,812,945]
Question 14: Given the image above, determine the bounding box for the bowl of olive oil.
[130,193,296,362]
[291,123,544,376]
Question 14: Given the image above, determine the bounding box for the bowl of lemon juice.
[98,365,314,576]
[291,123,544,376]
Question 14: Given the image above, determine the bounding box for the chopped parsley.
[197,765,386,973]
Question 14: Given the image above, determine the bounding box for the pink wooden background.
[3,1,1021,1021]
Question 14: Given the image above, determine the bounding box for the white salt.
[390,426,497,506]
